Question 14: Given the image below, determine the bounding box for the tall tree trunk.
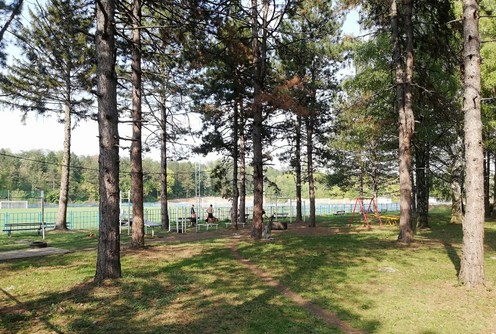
[295,115,303,224]
[239,116,247,225]
[306,117,315,227]
[95,0,121,281]
[250,0,267,240]
[370,140,379,200]
[483,150,490,217]
[450,139,465,224]
[459,0,484,287]
[492,157,496,217]
[160,92,169,230]
[393,0,415,243]
[54,103,71,230]
[232,100,239,229]
[130,0,144,248]
[410,163,417,213]
[358,161,364,199]
[415,143,430,229]
[451,177,464,224]
[251,96,264,239]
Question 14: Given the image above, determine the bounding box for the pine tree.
[0,0,24,66]
[95,0,122,281]
[0,0,94,231]
[130,0,145,248]
[459,0,485,288]
[275,0,343,227]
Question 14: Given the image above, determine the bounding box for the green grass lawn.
[1,209,496,333]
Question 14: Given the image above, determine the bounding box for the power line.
[0,151,212,176]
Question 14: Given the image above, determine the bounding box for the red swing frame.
[348,197,383,227]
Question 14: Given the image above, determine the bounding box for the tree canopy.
[0,0,493,286]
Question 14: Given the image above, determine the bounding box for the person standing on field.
[190,204,196,226]
[207,204,214,222]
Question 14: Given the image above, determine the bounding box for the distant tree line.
[0,148,399,204]
[0,149,211,203]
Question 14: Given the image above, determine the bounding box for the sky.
[0,110,169,158]
[1,110,101,156]
[0,109,208,162]
[0,7,360,163]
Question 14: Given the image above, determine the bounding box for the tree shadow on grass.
[3,212,494,333]
[8,216,482,334]
[0,237,379,334]
[416,216,496,275]
[234,229,401,333]
[442,242,461,275]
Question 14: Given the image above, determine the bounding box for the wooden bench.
[196,221,219,231]
[2,222,70,237]
[333,210,345,215]
[3,222,45,236]
[225,221,247,228]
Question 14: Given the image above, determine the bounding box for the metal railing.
[1,202,400,234]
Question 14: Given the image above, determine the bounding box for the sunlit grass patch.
[1,210,496,333]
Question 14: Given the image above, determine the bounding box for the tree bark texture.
[358,163,364,199]
[392,0,415,243]
[450,135,464,224]
[459,0,485,287]
[95,0,121,282]
[160,92,169,230]
[492,157,496,217]
[415,143,430,229]
[295,115,303,224]
[55,103,71,230]
[130,0,145,248]
[306,117,315,227]
[250,0,266,240]
[239,118,247,225]
[410,162,416,213]
[232,100,239,229]
[370,139,379,200]
[483,150,490,217]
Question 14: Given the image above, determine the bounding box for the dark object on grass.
[263,215,289,239]
[30,241,48,248]
[271,221,288,230]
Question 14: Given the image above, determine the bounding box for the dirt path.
[150,224,364,332]
[226,227,365,334]
[150,223,355,244]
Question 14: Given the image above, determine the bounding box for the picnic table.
[380,215,399,225]
[144,221,162,236]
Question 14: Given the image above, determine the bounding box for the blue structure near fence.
[0,201,400,234]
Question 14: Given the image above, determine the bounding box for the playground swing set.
[348,197,384,228]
